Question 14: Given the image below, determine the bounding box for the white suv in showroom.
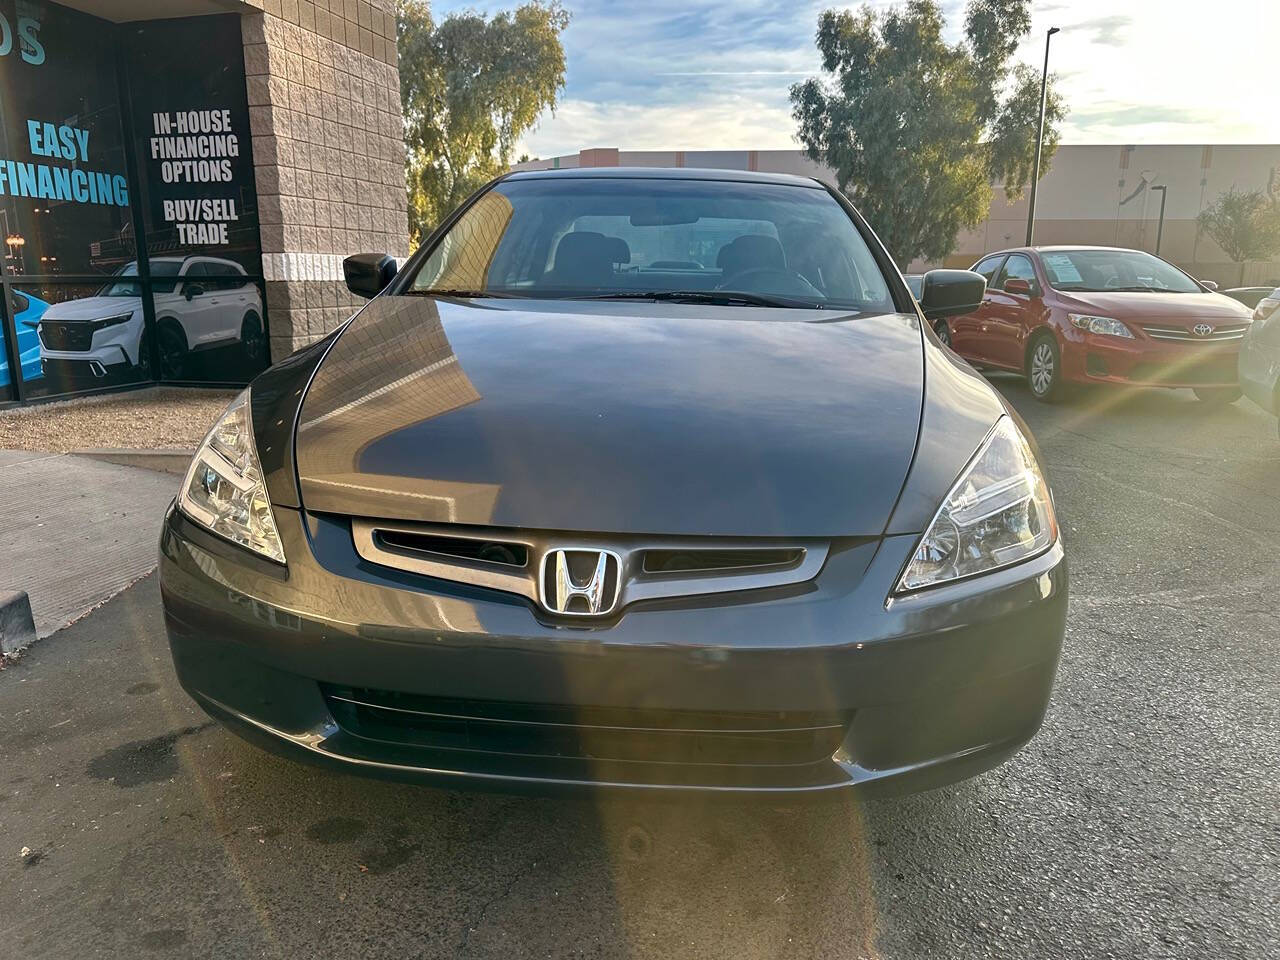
[36,256,266,382]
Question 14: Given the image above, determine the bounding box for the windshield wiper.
[409,288,516,299]
[571,290,822,309]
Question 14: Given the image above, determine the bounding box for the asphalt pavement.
[2,376,1278,960]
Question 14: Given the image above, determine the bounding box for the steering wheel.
[716,267,824,298]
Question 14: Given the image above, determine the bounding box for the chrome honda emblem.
[539,548,621,616]
[1193,323,1214,337]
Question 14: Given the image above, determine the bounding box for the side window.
[996,255,1037,291]
[973,256,1005,285]
[182,262,213,296]
[206,262,246,290]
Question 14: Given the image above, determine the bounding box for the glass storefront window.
[0,1,267,403]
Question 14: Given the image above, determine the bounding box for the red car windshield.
[1039,249,1202,293]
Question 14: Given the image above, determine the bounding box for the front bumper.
[39,318,144,380]
[1062,331,1241,388]
[160,503,1068,796]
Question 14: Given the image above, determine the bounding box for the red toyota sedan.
[933,246,1254,403]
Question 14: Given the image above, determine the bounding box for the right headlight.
[1068,314,1134,338]
[177,389,285,564]
[896,416,1057,593]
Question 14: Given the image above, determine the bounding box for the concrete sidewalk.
[0,450,180,640]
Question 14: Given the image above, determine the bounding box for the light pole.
[1025,26,1060,247]
[1150,184,1167,256]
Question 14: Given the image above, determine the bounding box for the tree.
[1196,188,1280,286]
[397,1,569,247]
[790,0,1065,266]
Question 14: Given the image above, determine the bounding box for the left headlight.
[1068,314,1134,339]
[176,388,285,563]
[896,416,1057,593]
[90,312,135,331]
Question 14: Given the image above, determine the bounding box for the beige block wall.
[241,0,409,362]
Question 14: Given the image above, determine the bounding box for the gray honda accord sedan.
[160,168,1067,795]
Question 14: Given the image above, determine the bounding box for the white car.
[37,256,265,381]
[1239,287,1280,437]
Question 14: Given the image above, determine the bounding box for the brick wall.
[241,0,409,361]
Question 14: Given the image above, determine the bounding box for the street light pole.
[1150,184,1167,256]
[1025,26,1060,247]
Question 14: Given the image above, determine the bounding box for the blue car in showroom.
[0,290,48,389]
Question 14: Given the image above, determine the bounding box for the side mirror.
[344,253,399,299]
[919,269,986,320]
[1199,279,1219,292]
[1004,277,1035,296]
[184,283,204,301]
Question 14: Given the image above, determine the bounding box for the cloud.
[1072,14,1131,46]
[432,0,1280,151]
[519,96,799,157]
[1068,102,1222,127]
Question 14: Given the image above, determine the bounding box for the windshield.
[1039,249,1202,293]
[98,261,185,297]
[407,177,894,312]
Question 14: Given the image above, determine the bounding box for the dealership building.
[515,145,1280,287]
[0,0,408,405]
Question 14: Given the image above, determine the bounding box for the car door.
[953,255,1005,361]
[986,254,1042,369]
[174,261,221,347]
[204,262,249,341]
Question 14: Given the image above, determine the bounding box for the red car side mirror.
[1004,278,1034,296]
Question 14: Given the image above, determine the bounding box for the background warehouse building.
[514,145,1280,287]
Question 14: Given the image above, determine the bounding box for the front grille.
[641,547,802,574]
[322,685,849,767]
[351,519,831,614]
[38,321,94,351]
[376,529,529,568]
[1141,323,1250,342]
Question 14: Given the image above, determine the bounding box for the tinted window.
[98,260,184,297]
[973,256,1006,284]
[997,255,1037,290]
[1039,249,1201,293]
[408,177,894,312]
[201,261,246,289]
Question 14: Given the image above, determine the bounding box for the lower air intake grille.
[1127,355,1238,385]
[321,685,848,767]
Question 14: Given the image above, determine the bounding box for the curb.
[71,448,194,476]
[0,590,36,657]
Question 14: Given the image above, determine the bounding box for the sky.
[427,0,1280,158]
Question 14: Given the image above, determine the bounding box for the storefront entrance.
[0,1,267,404]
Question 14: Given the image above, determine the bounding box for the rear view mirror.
[1199,279,1219,292]
[344,253,398,299]
[919,269,986,320]
[629,210,700,226]
[1004,277,1035,296]
[184,283,204,301]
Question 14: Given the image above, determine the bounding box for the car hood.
[294,296,926,537]
[39,296,139,321]
[1059,290,1253,322]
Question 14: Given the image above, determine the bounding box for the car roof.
[979,245,1153,259]
[503,166,827,189]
